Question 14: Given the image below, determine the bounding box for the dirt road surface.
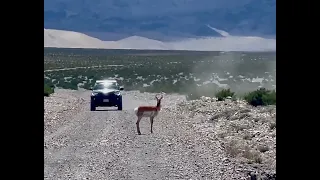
[44,89,274,180]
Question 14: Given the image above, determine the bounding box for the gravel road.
[44,89,276,180]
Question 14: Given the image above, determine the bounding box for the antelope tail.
[134,107,138,116]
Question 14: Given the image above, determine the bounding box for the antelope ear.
[160,92,165,99]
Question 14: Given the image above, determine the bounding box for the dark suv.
[90,80,124,111]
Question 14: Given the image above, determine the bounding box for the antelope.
[134,94,163,135]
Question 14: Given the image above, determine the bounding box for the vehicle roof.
[95,79,117,84]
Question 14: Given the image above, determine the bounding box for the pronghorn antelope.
[134,94,163,135]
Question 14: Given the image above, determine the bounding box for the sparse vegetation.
[215,88,235,101]
[244,88,276,106]
[257,145,270,153]
[179,94,276,178]
[225,140,263,164]
[243,147,263,164]
[231,123,249,132]
[44,84,54,96]
[225,140,241,158]
[186,87,276,106]
[218,131,228,139]
[269,121,276,130]
[243,132,253,140]
[44,48,276,101]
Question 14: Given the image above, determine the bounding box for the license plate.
[103,99,109,102]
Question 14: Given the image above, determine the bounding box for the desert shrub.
[82,83,92,90]
[225,140,241,158]
[269,121,276,130]
[243,147,263,164]
[257,145,269,153]
[215,88,235,101]
[225,141,263,164]
[56,81,78,90]
[244,88,276,106]
[243,132,253,140]
[44,84,54,96]
[44,49,276,95]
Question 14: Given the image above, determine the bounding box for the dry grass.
[239,113,250,119]
[253,117,260,122]
[231,123,249,132]
[269,122,276,130]
[225,140,263,164]
[243,132,253,140]
[240,109,251,113]
[257,145,269,153]
[218,131,228,139]
[225,140,241,158]
[243,146,263,164]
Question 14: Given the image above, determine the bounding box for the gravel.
[44,90,276,180]
[44,89,86,135]
[175,96,276,179]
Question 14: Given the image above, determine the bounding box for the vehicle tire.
[117,98,123,111]
[90,100,96,111]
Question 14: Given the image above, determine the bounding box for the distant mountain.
[44,28,276,51]
[44,0,275,40]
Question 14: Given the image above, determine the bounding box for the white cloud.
[206,25,230,37]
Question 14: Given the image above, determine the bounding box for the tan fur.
[134,94,163,135]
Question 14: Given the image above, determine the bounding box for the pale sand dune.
[44,28,276,51]
[115,36,172,50]
[44,29,118,49]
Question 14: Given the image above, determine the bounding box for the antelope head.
[155,94,163,109]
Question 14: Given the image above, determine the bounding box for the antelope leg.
[136,116,142,135]
[150,117,154,133]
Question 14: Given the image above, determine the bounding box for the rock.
[222,157,230,163]
[226,96,232,99]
